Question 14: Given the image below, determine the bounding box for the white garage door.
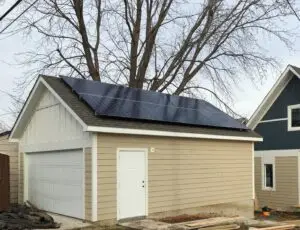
[27,150,84,219]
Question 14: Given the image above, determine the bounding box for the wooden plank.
[253,225,295,230]
[197,224,240,230]
[185,217,242,228]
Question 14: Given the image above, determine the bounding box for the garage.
[26,150,84,219]
[9,75,262,221]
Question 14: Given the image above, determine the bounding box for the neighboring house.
[9,75,261,223]
[0,131,18,204]
[248,65,300,211]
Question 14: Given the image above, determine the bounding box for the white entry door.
[118,149,147,220]
[27,150,84,219]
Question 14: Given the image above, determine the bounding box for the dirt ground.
[158,213,220,223]
[255,211,300,222]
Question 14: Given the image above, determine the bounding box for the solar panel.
[62,76,248,130]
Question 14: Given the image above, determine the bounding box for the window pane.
[292,108,300,127]
[265,164,273,188]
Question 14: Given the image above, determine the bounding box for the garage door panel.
[27,150,84,219]
[52,184,83,198]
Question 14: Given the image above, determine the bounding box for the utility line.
[0,0,38,35]
[0,0,23,22]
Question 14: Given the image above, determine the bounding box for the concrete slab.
[34,213,91,230]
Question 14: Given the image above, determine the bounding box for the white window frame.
[288,104,300,131]
[261,155,276,191]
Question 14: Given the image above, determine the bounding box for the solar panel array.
[62,76,248,130]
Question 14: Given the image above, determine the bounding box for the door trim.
[116,148,148,220]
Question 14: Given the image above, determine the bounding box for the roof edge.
[247,65,300,129]
[86,126,263,142]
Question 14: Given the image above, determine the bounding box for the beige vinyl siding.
[85,148,92,220]
[255,156,298,210]
[97,133,253,221]
[0,135,19,203]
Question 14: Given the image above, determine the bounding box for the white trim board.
[252,143,255,199]
[255,149,300,157]
[23,153,29,202]
[19,139,87,153]
[10,78,43,140]
[247,65,300,129]
[91,134,98,221]
[82,148,86,220]
[86,126,262,142]
[298,152,300,205]
[259,118,287,124]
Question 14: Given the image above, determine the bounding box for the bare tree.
[3,0,300,116]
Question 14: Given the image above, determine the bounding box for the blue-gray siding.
[255,75,300,150]
[255,120,300,150]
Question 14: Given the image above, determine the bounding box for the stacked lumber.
[0,201,61,230]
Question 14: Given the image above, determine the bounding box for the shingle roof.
[0,130,10,137]
[42,76,260,139]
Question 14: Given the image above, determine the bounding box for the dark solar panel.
[61,76,248,130]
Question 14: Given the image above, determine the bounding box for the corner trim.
[23,153,29,202]
[252,143,255,199]
[91,133,98,221]
[86,126,262,142]
[298,152,300,205]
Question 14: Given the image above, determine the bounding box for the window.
[264,164,274,188]
[288,105,300,131]
[261,155,275,191]
[292,108,300,127]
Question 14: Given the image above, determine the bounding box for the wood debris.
[197,223,240,230]
[0,201,61,230]
[249,224,295,230]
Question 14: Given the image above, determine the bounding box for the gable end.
[247,65,300,129]
[10,76,88,142]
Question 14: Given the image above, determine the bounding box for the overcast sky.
[1,0,300,128]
